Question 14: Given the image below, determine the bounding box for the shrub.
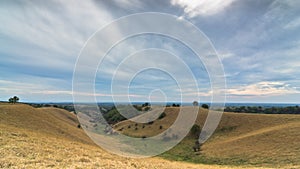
[159,125,163,129]
[142,102,150,107]
[148,121,154,125]
[144,106,151,111]
[158,112,166,119]
[201,104,209,109]
[190,124,201,138]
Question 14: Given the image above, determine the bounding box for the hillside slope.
[115,106,300,168]
[0,103,267,169]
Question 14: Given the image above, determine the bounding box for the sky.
[0,0,300,103]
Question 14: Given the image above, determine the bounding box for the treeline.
[28,103,75,113]
[103,107,126,124]
[224,105,300,114]
[103,104,151,124]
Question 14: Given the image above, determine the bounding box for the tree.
[8,96,19,104]
[193,140,201,152]
[201,104,209,109]
[142,102,150,107]
[190,124,201,138]
[13,96,19,103]
[193,101,199,106]
[8,98,14,103]
[158,112,166,119]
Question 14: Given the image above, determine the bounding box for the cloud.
[1,0,299,103]
[111,0,143,8]
[0,0,114,79]
[171,0,235,17]
[227,81,300,97]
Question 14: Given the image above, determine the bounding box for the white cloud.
[218,52,235,60]
[0,0,114,72]
[112,0,143,8]
[171,0,235,17]
[227,81,300,97]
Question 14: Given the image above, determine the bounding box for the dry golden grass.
[115,106,300,168]
[114,107,180,137]
[0,103,272,169]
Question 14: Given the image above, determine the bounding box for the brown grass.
[0,103,271,169]
[115,106,300,168]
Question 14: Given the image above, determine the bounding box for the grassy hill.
[1,103,267,169]
[114,106,300,168]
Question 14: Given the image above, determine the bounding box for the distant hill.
[1,103,263,169]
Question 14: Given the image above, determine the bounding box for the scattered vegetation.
[225,105,300,114]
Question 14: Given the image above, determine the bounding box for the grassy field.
[115,106,300,168]
[1,103,299,168]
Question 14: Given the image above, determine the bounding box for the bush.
[142,102,150,107]
[158,112,166,119]
[190,124,201,138]
[201,104,209,109]
[144,106,151,111]
[172,103,180,107]
[148,121,154,125]
[159,125,163,129]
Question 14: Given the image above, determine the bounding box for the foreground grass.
[1,103,270,169]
